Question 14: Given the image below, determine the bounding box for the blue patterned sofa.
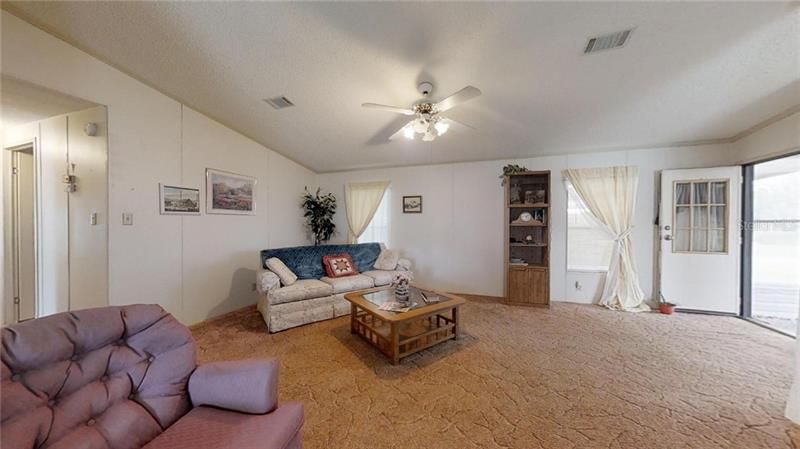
[256,243,412,332]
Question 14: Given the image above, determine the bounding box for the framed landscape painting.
[403,195,422,213]
[159,184,200,215]
[206,168,256,215]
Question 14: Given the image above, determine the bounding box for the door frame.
[4,139,40,323]
[740,150,800,337]
[658,167,742,314]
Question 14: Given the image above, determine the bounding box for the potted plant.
[658,293,676,315]
[301,187,337,245]
[499,164,528,185]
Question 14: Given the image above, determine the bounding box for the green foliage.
[302,187,337,245]
[499,164,529,185]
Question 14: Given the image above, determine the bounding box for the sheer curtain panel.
[563,166,649,312]
[345,181,390,244]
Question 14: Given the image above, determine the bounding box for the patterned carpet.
[191,298,798,449]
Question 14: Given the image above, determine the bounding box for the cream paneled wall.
[1,11,315,324]
[318,144,737,303]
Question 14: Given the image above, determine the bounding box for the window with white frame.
[567,183,614,271]
[358,189,390,246]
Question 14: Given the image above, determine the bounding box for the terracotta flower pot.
[659,304,675,315]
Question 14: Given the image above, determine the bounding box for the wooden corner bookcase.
[504,171,550,306]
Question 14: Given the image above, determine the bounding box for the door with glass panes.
[659,167,741,313]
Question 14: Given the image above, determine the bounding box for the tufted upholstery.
[1,305,194,449]
[261,243,381,280]
[1,305,304,449]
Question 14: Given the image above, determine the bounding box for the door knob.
[664,235,673,241]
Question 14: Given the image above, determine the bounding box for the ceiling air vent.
[584,29,633,54]
[264,96,295,110]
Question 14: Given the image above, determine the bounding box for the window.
[567,184,614,271]
[358,189,390,246]
[672,180,728,253]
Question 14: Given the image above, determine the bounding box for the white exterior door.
[659,167,741,313]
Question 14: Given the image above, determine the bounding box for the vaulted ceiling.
[4,2,798,172]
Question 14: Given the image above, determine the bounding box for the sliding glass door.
[743,153,800,335]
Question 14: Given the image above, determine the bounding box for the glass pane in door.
[750,154,800,335]
[676,183,691,204]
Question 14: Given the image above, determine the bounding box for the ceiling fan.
[362,82,481,142]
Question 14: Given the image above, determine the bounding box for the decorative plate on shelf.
[519,212,533,222]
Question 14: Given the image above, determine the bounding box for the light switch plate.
[122,213,133,226]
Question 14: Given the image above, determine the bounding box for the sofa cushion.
[270,280,333,305]
[320,274,374,294]
[322,253,358,278]
[362,270,406,287]
[265,257,297,286]
[261,243,381,280]
[143,402,304,449]
[374,249,400,271]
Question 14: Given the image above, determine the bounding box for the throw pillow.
[322,253,358,278]
[374,248,400,271]
[265,257,298,286]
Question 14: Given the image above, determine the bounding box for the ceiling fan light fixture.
[413,118,428,133]
[434,120,450,136]
[403,126,415,140]
[422,131,436,142]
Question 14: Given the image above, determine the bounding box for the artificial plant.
[302,187,337,245]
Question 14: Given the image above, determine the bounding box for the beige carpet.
[191,298,798,449]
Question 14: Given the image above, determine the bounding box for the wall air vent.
[264,96,295,110]
[584,29,633,54]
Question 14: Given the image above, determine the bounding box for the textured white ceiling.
[4,2,798,172]
[1,75,96,128]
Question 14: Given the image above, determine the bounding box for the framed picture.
[206,168,256,215]
[159,184,200,215]
[403,195,422,213]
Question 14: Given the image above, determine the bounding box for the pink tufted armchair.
[0,304,303,449]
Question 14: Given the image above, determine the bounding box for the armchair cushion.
[143,402,304,449]
[188,359,279,415]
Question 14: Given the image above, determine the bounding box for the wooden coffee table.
[344,286,465,364]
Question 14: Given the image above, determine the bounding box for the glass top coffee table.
[344,286,465,364]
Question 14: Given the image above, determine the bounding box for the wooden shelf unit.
[504,171,551,307]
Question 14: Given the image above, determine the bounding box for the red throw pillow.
[323,253,359,278]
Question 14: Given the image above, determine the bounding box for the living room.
[1,2,798,449]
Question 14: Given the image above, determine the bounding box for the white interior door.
[11,148,37,321]
[659,167,741,313]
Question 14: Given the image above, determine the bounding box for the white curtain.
[345,181,390,244]
[564,166,649,312]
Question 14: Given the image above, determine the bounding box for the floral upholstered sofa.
[257,243,412,333]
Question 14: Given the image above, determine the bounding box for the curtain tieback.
[614,227,634,243]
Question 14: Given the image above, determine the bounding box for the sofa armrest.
[257,270,281,295]
[188,359,279,414]
[396,258,412,271]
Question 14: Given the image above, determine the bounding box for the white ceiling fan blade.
[388,120,415,140]
[434,86,482,113]
[445,117,476,130]
[362,103,415,116]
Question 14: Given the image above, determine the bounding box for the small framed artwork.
[403,195,422,213]
[159,184,200,215]
[206,168,256,215]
